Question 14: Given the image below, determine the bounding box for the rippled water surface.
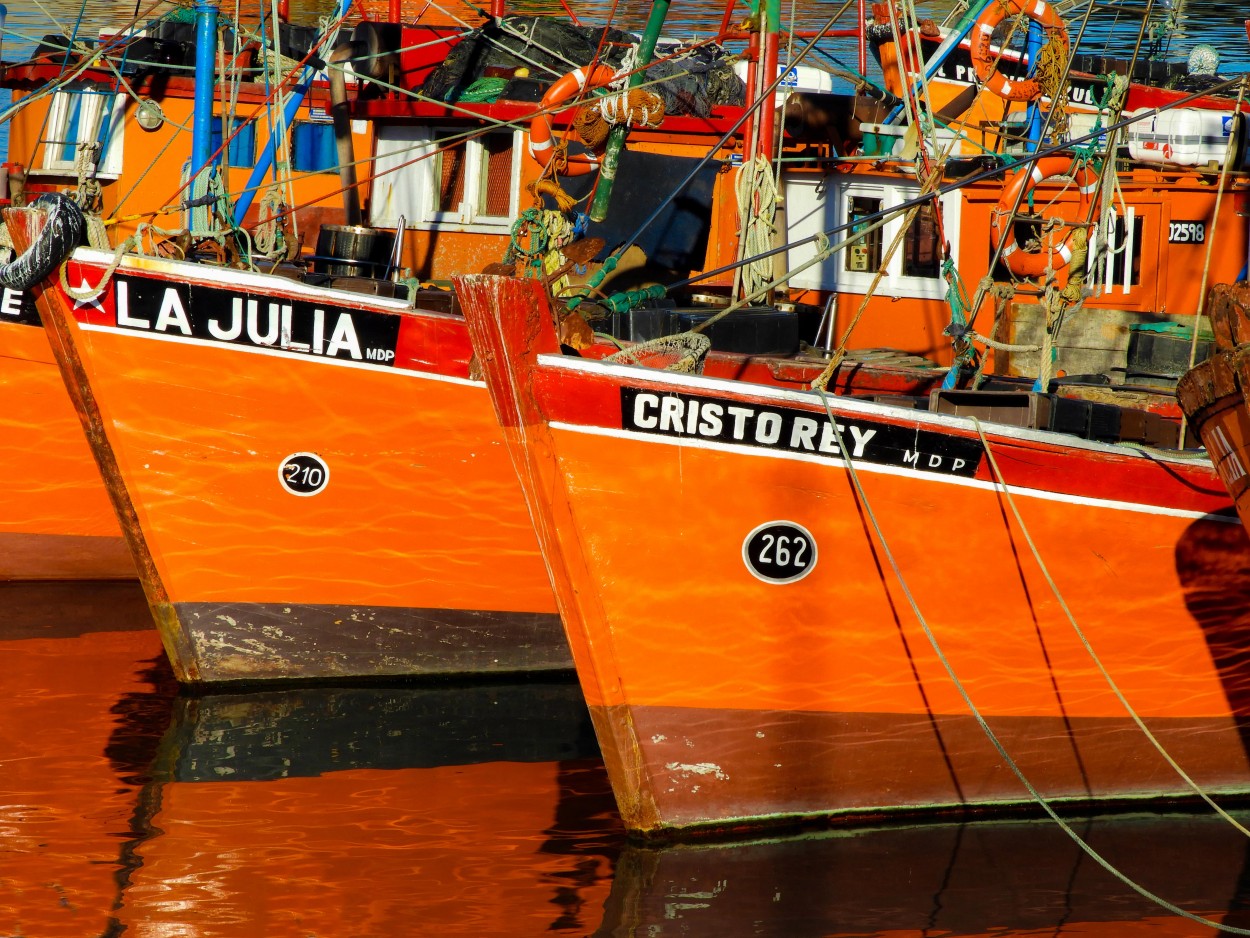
[5,582,1250,936]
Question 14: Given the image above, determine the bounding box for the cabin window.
[782,176,954,300]
[369,124,522,231]
[290,121,337,173]
[845,196,883,273]
[211,116,256,169]
[37,88,126,178]
[903,201,941,278]
[431,130,517,220]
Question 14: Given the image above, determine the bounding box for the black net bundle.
[421,14,745,115]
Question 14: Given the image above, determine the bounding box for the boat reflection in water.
[9,582,1250,936]
[115,679,617,936]
[596,813,1250,937]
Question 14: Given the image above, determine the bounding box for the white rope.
[735,155,777,301]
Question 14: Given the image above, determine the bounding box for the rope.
[969,419,1250,841]
[735,155,778,301]
[252,187,287,258]
[1034,25,1070,136]
[604,331,710,374]
[812,387,1250,934]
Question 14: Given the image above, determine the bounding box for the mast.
[231,0,354,227]
[190,0,220,182]
[587,0,671,222]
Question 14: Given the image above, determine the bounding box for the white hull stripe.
[549,420,1229,521]
[77,322,484,387]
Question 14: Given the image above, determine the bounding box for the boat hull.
[460,274,1250,837]
[32,252,566,683]
[0,311,132,580]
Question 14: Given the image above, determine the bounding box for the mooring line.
[814,388,1250,935]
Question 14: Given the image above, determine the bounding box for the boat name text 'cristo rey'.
[620,388,983,476]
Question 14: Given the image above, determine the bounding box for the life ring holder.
[990,155,1098,278]
[0,192,86,291]
[528,64,618,177]
[970,0,1069,102]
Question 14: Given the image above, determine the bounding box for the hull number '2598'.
[743,521,818,584]
[280,452,330,496]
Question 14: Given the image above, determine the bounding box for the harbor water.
[11,579,1250,935]
[7,0,1250,933]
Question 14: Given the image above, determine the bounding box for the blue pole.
[232,67,314,226]
[1024,20,1043,150]
[191,0,220,180]
[231,0,352,227]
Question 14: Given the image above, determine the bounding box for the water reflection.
[10,582,1250,936]
[114,670,617,935]
[596,815,1250,936]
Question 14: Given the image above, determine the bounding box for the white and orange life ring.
[970,0,1068,102]
[528,64,617,177]
[990,155,1098,278]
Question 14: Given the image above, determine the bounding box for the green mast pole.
[587,0,671,223]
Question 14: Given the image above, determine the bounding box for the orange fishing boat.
[2,6,569,678]
[14,239,569,683]
[429,0,1250,839]
[459,271,1250,838]
[0,5,390,581]
[14,0,1248,688]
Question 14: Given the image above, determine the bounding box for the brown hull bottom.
[0,532,136,581]
[604,703,1250,836]
[164,601,572,683]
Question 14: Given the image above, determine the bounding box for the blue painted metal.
[1024,20,1043,151]
[232,0,352,227]
[191,0,220,181]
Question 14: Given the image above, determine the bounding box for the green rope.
[814,389,1250,935]
[566,254,620,312]
[598,283,667,314]
[503,209,548,276]
[940,258,977,389]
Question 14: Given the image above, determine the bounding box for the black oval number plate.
[280,452,330,496]
[743,521,817,584]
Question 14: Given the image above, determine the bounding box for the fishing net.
[605,332,711,374]
[421,15,744,115]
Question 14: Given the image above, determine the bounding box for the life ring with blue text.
[970,0,1068,102]
[991,155,1097,278]
[528,64,617,177]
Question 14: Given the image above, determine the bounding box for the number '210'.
[759,533,809,568]
[284,462,323,487]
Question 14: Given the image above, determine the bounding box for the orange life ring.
[970,0,1068,102]
[528,64,618,177]
[990,155,1098,278]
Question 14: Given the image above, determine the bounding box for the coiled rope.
[735,155,778,301]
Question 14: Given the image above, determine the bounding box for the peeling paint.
[664,762,728,781]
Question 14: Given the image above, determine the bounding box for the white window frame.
[36,89,126,179]
[782,173,959,300]
[369,124,521,233]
